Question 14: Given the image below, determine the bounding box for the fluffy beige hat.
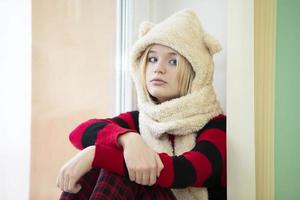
[130,9,222,92]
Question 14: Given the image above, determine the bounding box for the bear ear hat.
[203,32,222,56]
[138,20,221,56]
[138,21,155,38]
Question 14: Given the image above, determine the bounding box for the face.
[145,44,181,103]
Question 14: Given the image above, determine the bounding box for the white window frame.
[115,0,135,113]
[0,1,31,199]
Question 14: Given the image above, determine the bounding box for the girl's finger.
[68,176,77,193]
[63,173,69,192]
[142,171,150,185]
[58,171,64,191]
[128,168,136,182]
[135,171,142,184]
[68,177,82,193]
[156,154,164,177]
[149,169,156,186]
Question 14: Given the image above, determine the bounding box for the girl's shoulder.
[118,110,140,132]
[199,114,226,134]
[118,110,139,120]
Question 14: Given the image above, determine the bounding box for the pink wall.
[31,1,116,199]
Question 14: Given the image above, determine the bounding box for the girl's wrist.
[84,145,96,168]
[118,132,140,148]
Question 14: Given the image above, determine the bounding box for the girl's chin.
[149,93,171,102]
[149,91,167,98]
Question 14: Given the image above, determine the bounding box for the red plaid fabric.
[59,169,100,200]
[59,169,176,200]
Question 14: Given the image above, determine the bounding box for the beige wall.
[31,0,116,199]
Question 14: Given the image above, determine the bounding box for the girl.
[57,9,226,200]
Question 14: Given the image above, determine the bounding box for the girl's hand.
[56,146,95,193]
[119,133,164,186]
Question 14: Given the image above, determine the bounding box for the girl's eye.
[169,59,177,66]
[148,57,157,63]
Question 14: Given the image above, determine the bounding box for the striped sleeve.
[157,115,226,188]
[92,115,226,189]
[69,111,139,150]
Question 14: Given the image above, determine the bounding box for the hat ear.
[138,21,155,38]
[203,33,222,55]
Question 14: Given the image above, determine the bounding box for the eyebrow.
[148,50,177,56]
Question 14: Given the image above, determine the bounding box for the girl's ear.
[139,21,155,38]
[203,33,222,56]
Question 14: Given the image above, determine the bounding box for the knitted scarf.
[138,84,223,200]
[139,84,222,155]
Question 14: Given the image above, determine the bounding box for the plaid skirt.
[59,169,176,200]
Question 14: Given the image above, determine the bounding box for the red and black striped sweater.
[69,111,226,199]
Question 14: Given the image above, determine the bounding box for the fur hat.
[130,9,221,93]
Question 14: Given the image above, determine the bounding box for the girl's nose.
[153,61,166,74]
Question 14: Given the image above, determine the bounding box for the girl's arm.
[69,111,139,150]
[93,115,226,189]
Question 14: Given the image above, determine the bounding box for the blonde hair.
[139,45,195,103]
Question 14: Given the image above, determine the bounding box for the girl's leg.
[136,184,177,200]
[59,169,100,200]
[89,169,138,200]
[89,169,176,200]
